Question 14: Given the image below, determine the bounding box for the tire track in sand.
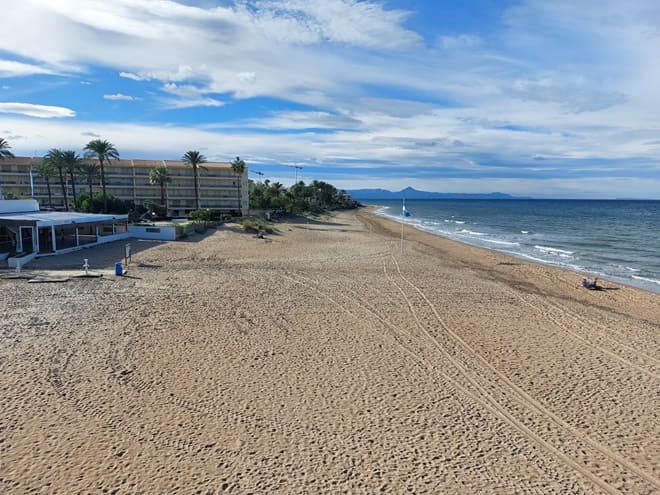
[502,289,659,381]
[387,255,659,493]
[526,294,660,370]
[280,269,625,495]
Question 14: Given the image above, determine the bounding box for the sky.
[1,0,660,198]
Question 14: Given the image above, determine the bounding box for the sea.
[373,199,660,295]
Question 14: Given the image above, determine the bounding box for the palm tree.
[44,149,68,210]
[181,151,207,210]
[62,150,82,208]
[149,166,171,207]
[0,138,14,159]
[78,162,100,199]
[35,158,56,208]
[0,138,14,199]
[84,139,119,213]
[230,156,246,215]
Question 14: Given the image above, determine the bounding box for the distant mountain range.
[347,187,529,200]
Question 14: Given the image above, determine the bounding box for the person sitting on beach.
[581,277,601,290]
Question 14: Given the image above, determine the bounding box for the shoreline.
[357,207,660,325]
[363,203,660,297]
[365,200,660,295]
[1,210,658,493]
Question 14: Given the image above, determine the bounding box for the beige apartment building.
[0,157,248,217]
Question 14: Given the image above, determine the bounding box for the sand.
[0,209,658,494]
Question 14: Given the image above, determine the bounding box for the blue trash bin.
[115,262,123,276]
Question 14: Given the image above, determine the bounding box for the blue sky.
[1,0,660,198]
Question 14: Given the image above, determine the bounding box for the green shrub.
[188,209,228,222]
[239,217,274,234]
[188,209,212,222]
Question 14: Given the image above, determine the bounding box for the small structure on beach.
[0,200,129,267]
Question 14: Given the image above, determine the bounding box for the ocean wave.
[459,229,487,236]
[454,221,465,224]
[480,238,520,246]
[609,264,642,273]
[506,251,585,271]
[504,251,548,264]
[632,275,660,285]
[520,230,529,234]
[534,245,574,255]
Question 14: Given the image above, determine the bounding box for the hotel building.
[0,157,248,217]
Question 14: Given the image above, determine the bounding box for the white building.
[0,200,129,267]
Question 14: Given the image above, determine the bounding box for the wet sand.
[0,210,658,494]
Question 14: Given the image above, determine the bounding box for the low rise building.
[0,157,248,217]
[0,199,129,268]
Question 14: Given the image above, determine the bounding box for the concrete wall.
[8,252,37,269]
[128,225,178,241]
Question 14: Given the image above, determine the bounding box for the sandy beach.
[0,209,658,494]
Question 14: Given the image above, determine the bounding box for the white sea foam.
[521,230,529,234]
[454,221,465,224]
[632,275,660,285]
[481,238,520,246]
[506,252,549,264]
[534,245,574,255]
[459,229,487,236]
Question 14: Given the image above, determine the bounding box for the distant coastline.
[348,187,529,200]
[348,187,656,201]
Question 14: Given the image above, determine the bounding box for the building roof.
[0,210,127,227]
[2,156,234,169]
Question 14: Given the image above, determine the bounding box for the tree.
[0,138,14,159]
[311,180,337,206]
[84,139,119,213]
[265,181,286,208]
[44,149,68,210]
[35,158,56,208]
[0,138,15,199]
[78,161,100,200]
[149,166,171,207]
[62,150,82,208]
[230,156,246,215]
[181,151,207,210]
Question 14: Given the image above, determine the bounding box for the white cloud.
[438,34,481,51]
[0,59,59,78]
[160,82,224,108]
[251,0,420,49]
[103,93,136,101]
[236,72,256,83]
[510,76,627,113]
[163,97,224,109]
[119,71,147,81]
[0,102,76,118]
[120,66,197,83]
[223,110,362,130]
[1,0,660,197]
[1,0,422,103]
